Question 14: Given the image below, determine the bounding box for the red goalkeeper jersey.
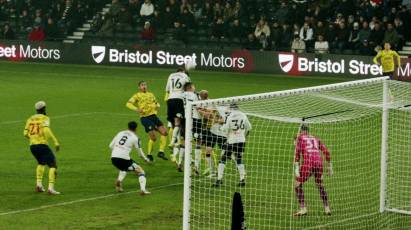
[295,134,330,166]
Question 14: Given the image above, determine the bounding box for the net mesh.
[185,79,411,229]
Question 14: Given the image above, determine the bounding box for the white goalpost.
[183,77,411,229]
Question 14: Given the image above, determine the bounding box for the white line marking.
[304,212,379,229]
[0,183,183,216]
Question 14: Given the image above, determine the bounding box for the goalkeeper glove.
[294,162,300,178]
[327,162,333,176]
[164,92,169,102]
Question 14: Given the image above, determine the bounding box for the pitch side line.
[0,112,132,125]
[0,183,183,217]
[304,212,379,229]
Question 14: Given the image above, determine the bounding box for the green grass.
[0,61,409,229]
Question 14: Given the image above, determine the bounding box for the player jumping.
[109,121,151,195]
[293,124,332,216]
[165,68,191,156]
[126,81,168,161]
[24,101,61,195]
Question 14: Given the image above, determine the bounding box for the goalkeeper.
[293,124,332,216]
[373,42,401,80]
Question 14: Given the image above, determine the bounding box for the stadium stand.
[0,0,410,56]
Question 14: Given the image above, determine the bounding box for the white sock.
[237,164,245,180]
[178,147,184,166]
[206,156,214,174]
[194,148,201,169]
[139,174,146,192]
[172,126,180,144]
[173,146,179,158]
[117,171,127,182]
[218,163,225,180]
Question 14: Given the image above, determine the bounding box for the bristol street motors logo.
[278,53,294,73]
[91,46,106,63]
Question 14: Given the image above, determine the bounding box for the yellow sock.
[147,139,154,155]
[48,168,56,189]
[159,135,167,152]
[36,165,45,185]
[168,127,173,145]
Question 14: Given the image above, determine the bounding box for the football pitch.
[0,61,408,229]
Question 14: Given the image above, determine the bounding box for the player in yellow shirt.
[373,42,401,79]
[24,101,60,195]
[126,81,168,161]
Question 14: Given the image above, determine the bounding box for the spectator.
[299,22,314,48]
[383,23,399,49]
[359,39,373,55]
[180,7,195,28]
[291,33,306,53]
[223,2,234,22]
[141,21,155,41]
[91,13,103,33]
[127,0,140,19]
[163,6,177,28]
[275,2,289,24]
[140,0,154,21]
[2,24,15,40]
[212,17,226,39]
[244,33,260,50]
[213,2,223,20]
[167,0,180,18]
[33,9,44,28]
[314,21,327,39]
[271,21,282,51]
[358,21,371,44]
[45,18,60,41]
[28,24,45,42]
[333,22,350,53]
[228,19,245,39]
[254,19,270,40]
[232,1,243,19]
[192,2,202,21]
[109,0,122,18]
[20,9,32,32]
[117,7,132,32]
[314,35,329,54]
[172,21,186,42]
[180,0,191,14]
[369,22,384,49]
[348,22,360,49]
[279,23,292,51]
[258,33,270,51]
[202,2,214,25]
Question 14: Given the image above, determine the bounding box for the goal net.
[182,77,411,230]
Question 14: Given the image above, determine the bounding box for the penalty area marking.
[0,183,183,217]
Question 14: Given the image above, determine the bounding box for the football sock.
[36,165,45,187]
[194,147,201,169]
[147,139,154,155]
[48,167,57,190]
[118,171,127,182]
[217,163,226,180]
[172,126,180,145]
[295,184,305,208]
[178,147,184,165]
[236,164,245,181]
[168,127,173,144]
[318,184,329,207]
[206,155,214,174]
[138,173,146,191]
[173,146,179,158]
[159,135,167,152]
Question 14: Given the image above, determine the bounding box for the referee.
[373,42,401,80]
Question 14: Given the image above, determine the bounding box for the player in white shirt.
[110,121,151,195]
[213,103,251,187]
[172,82,202,172]
[165,68,191,148]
